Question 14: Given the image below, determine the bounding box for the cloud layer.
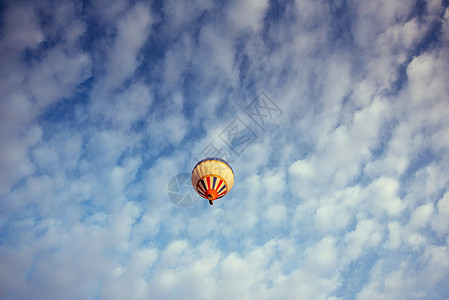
[1,0,449,299]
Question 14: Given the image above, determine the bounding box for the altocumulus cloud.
[1,0,449,299]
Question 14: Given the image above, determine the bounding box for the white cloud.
[0,4,44,54]
[100,83,153,128]
[161,35,194,88]
[264,204,287,227]
[304,236,339,273]
[227,0,269,33]
[356,259,420,300]
[0,125,41,195]
[163,0,212,34]
[195,25,236,81]
[357,241,449,299]
[90,2,153,102]
[344,219,384,262]
[431,192,449,235]
[408,203,434,230]
[1,0,449,299]
[314,186,362,233]
[101,247,158,300]
[363,177,404,217]
[289,95,391,199]
[352,0,414,49]
[419,245,449,288]
[443,7,449,40]
[385,221,402,250]
[109,156,142,193]
[0,1,92,197]
[295,0,331,29]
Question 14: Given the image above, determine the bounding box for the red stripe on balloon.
[216,179,223,190]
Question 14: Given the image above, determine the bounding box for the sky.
[1,0,449,299]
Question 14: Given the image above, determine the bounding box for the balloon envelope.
[191,157,234,204]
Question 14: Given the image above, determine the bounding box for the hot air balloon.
[191,157,234,205]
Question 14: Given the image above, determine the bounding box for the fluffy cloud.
[1,0,449,299]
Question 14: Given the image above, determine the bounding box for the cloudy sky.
[1,0,449,299]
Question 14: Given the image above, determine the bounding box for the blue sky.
[1,0,449,299]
